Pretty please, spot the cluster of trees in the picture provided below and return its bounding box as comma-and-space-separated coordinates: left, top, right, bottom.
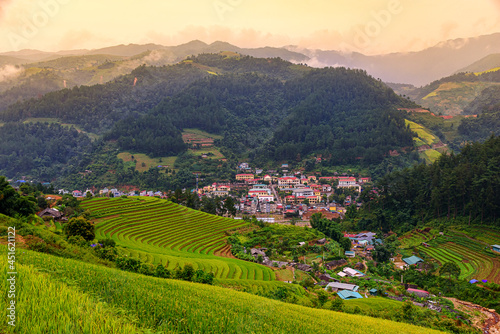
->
366, 135, 500, 230
310, 213, 352, 251
170, 188, 237, 217
260, 68, 416, 165
0, 176, 36, 217
0, 122, 92, 180
459, 104, 500, 142
116, 258, 214, 285
0, 64, 208, 133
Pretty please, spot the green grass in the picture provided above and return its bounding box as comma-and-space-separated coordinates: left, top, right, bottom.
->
9, 249, 443, 334
23, 117, 60, 124
422, 149, 442, 163
342, 297, 402, 313
117, 152, 177, 172
405, 119, 439, 146
412, 228, 500, 283
0, 248, 139, 334
82, 197, 275, 281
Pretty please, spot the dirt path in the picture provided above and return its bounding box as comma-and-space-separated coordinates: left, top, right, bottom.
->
446, 297, 500, 334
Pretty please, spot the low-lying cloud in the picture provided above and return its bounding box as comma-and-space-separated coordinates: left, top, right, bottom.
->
0, 65, 23, 82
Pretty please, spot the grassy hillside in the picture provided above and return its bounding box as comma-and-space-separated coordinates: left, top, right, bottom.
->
420, 81, 500, 116
81, 197, 276, 280
400, 227, 500, 283
1, 247, 443, 334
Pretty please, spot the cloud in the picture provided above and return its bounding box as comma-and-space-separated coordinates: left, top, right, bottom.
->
0, 65, 23, 82
0, 0, 11, 17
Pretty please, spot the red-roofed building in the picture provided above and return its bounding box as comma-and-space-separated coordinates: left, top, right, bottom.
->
278, 176, 300, 188
338, 177, 358, 188
407, 288, 429, 298
358, 177, 371, 184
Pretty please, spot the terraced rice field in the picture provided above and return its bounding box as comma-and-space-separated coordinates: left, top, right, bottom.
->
399, 228, 437, 248
416, 230, 500, 283
81, 197, 275, 281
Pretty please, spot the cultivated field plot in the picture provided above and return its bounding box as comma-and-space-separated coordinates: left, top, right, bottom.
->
399, 228, 438, 248
81, 197, 275, 281
415, 229, 500, 283
11, 248, 440, 334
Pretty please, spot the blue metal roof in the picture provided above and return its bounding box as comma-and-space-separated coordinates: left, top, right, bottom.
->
403, 255, 424, 265
337, 290, 363, 300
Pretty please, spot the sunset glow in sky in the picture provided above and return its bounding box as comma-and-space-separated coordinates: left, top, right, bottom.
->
0, 0, 499, 54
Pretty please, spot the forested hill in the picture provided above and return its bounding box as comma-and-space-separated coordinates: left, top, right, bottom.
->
104, 58, 417, 165
364, 135, 500, 231
261, 68, 414, 164
0, 53, 419, 180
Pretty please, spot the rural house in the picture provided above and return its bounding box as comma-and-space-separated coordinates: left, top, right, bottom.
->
403, 255, 424, 266
337, 290, 363, 300
37, 208, 63, 220
492, 245, 500, 253
324, 282, 359, 292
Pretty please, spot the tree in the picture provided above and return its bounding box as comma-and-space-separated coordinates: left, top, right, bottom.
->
372, 244, 392, 263
0, 176, 36, 217
64, 217, 95, 241
317, 289, 328, 306
37, 196, 48, 210
330, 296, 344, 311
224, 196, 237, 217
439, 262, 460, 279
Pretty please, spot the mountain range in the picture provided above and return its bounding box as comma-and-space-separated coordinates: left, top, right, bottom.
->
1, 32, 500, 86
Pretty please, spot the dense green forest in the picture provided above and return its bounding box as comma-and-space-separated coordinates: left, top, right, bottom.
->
0, 54, 441, 186
261, 68, 415, 164
0, 64, 209, 133
361, 135, 500, 232
0, 122, 92, 180
458, 106, 500, 142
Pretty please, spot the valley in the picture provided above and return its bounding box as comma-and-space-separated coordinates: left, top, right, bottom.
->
0, 30, 499, 334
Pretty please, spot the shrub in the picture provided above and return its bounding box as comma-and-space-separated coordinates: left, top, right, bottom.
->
67, 235, 88, 247
99, 238, 116, 248
64, 217, 95, 241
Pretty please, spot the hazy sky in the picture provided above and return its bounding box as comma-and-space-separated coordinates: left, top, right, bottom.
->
0, 0, 499, 54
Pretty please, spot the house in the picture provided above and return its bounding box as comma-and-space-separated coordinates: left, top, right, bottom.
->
72, 190, 83, 197
358, 177, 371, 184
345, 251, 355, 258
318, 273, 336, 282
325, 259, 347, 270
403, 256, 424, 266
316, 238, 327, 245
37, 208, 62, 220
211, 190, 229, 197
324, 282, 359, 292
407, 288, 429, 298
343, 267, 364, 277
337, 290, 363, 300
278, 176, 300, 188
236, 174, 254, 181
338, 177, 357, 187
296, 263, 312, 272
263, 175, 272, 182
492, 245, 500, 253
250, 248, 266, 257
369, 288, 378, 296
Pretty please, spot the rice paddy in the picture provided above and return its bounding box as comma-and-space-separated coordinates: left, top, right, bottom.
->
81, 197, 276, 281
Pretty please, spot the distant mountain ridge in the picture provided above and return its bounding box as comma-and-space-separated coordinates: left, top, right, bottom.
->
1, 32, 499, 86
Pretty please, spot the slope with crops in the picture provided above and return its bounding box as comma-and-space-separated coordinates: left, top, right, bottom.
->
81, 197, 276, 281
401, 228, 500, 283
1, 247, 444, 334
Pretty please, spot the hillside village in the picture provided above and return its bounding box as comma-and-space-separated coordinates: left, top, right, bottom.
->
26, 161, 371, 224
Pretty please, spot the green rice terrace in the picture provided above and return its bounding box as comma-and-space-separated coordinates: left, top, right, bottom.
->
1, 247, 443, 334
399, 227, 500, 283
81, 197, 276, 281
